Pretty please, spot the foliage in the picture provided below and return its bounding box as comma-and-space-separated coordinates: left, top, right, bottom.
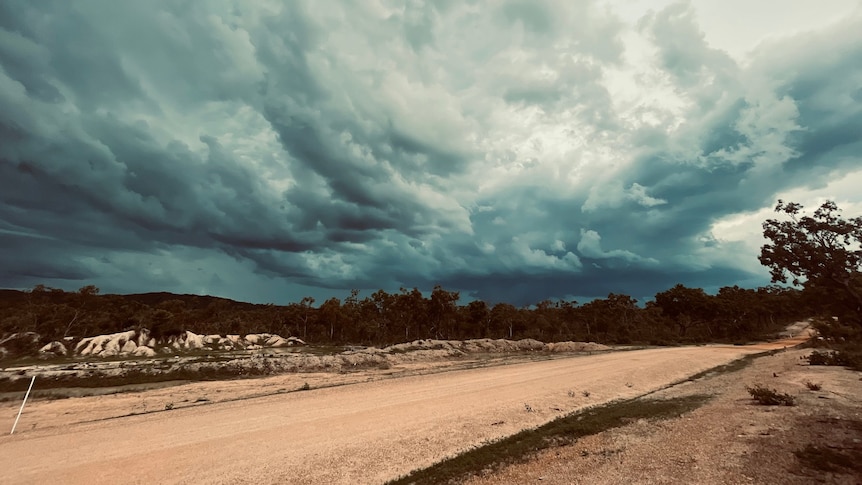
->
0, 279, 809, 351
746, 384, 795, 406
806, 349, 861, 370
760, 200, 862, 332
803, 381, 822, 391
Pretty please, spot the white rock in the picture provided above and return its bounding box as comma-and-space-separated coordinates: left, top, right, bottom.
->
184, 331, 204, 350
133, 346, 156, 357
39, 341, 68, 355
136, 328, 151, 347
120, 340, 138, 354
75, 337, 94, 354
266, 336, 288, 347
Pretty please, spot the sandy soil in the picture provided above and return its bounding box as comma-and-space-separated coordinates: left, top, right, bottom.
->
0, 329, 817, 484
466, 350, 862, 485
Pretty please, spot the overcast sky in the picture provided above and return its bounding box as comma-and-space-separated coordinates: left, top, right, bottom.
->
1, 0, 861, 306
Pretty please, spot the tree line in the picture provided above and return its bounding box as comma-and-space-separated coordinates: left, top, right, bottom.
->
0, 282, 808, 348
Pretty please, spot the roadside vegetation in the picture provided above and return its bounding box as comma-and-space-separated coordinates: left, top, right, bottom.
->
760, 200, 862, 370
745, 384, 795, 406
0, 282, 808, 363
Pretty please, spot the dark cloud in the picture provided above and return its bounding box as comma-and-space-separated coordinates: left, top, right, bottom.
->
0, 1, 860, 306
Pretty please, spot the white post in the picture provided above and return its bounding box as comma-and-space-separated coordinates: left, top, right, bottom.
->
10, 376, 36, 435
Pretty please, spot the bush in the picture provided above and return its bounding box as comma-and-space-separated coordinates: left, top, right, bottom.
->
806, 349, 861, 370
746, 384, 795, 406
804, 381, 822, 391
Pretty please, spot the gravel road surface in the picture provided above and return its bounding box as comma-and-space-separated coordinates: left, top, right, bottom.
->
0, 344, 791, 484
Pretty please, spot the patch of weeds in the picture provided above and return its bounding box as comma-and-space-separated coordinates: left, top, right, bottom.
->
795, 444, 862, 474
567, 390, 576, 398
686, 353, 762, 383
803, 381, 822, 391
164, 402, 174, 410
299, 382, 311, 391
806, 349, 862, 370
746, 384, 795, 406
386, 394, 710, 485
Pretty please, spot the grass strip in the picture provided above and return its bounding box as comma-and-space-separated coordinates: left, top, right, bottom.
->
387, 394, 711, 485
0, 365, 273, 393
683, 351, 765, 383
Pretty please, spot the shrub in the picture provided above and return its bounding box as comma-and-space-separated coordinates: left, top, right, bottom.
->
746, 385, 795, 406
804, 381, 822, 391
806, 348, 862, 370
807, 351, 843, 366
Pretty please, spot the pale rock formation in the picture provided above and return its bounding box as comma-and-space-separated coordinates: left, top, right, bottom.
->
121, 340, 138, 354
132, 346, 157, 357
265, 335, 283, 347
39, 341, 68, 356
183, 331, 205, 350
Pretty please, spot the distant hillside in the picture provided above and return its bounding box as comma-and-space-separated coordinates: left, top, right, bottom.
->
121, 292, 259, 310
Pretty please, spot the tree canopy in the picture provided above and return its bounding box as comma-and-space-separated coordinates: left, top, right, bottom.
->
760, 200, 862, 333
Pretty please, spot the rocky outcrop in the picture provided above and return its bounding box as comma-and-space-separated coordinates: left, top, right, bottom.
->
17, 327, 607, 364
0, 332, 42, 358
39, 341, 68, 356
38, 329, 307, 358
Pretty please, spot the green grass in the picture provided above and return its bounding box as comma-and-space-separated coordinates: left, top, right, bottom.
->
683, 352, 765, 383
386, 394, 711, 485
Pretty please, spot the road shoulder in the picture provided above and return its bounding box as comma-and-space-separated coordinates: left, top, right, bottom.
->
465, 348, 862, 485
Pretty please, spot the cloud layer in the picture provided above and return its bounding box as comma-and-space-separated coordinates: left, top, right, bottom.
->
1, 1, 861, 304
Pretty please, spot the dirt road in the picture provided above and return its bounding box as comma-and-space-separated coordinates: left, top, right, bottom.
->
0, 343, 797, 484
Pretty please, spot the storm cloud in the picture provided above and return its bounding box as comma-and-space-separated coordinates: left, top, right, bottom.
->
1, 0, 861, 305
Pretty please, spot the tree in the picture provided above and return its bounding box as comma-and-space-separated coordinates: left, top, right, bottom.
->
490, 303, 518, 339
654, 284, 714, 337
466, 300, 491, 338
760, 200, 862, 325
298, 297, 316, 340
428, 286, 459, 339
393, 287, 424, 342
319, 297, 343, 341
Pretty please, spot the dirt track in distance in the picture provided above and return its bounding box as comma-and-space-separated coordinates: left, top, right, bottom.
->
0, 337, 807, 484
